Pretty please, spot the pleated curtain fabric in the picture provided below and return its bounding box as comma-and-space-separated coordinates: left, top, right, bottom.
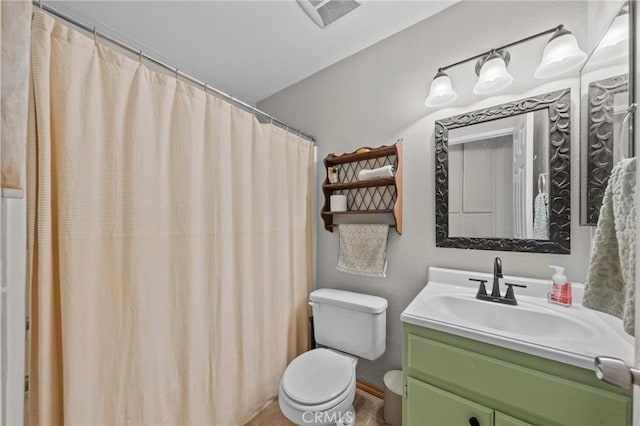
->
27, 11, 313, 426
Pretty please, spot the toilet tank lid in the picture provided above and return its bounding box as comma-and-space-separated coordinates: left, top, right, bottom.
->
309, 289, 388, 314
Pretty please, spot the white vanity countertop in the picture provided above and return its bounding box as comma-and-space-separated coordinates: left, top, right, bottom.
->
401, 267, 634, 371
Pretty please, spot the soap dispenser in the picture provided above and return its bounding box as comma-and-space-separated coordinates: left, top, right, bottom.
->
548, 265, 572, 306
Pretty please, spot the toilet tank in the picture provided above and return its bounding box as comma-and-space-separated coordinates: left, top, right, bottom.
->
309, 289, 387, 360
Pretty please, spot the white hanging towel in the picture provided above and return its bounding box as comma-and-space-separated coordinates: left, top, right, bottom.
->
583, 158, 636, 336
533, 192, 549, 239
337, 224, 389, 277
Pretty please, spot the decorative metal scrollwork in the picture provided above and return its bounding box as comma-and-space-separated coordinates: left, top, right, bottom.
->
434, 88, 571, 254
585, 74, 628, 225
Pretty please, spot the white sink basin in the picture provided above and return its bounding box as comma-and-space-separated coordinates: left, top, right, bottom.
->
433, 293, 597, 339
401, 267, 633, 370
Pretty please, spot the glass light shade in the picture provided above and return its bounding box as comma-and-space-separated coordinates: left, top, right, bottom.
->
425, 72, 457, 107
535, 30, 587, 79
473, 56, 513, 95
590, 12, 629, 65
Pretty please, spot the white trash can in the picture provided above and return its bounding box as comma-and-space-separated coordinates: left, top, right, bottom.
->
383, 370, 403, 426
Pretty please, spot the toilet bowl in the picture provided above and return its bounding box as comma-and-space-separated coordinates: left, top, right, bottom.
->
278, 349, 357, 426
278, 289, 388, 426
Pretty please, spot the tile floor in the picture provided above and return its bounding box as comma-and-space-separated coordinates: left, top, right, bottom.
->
246, 388, 386, 426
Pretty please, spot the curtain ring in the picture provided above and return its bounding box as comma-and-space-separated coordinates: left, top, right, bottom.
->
93, 27, 98, 45
203, 82, 208, 93
138, 50, 143, 65
175, 68, 179, 79
270, 117, 274, 125
39, 0, 43, 9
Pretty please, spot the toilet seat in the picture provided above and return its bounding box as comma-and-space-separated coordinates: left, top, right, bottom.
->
279, 379, 356, 426
281, 348, 356, 408
279, 373, 355, 414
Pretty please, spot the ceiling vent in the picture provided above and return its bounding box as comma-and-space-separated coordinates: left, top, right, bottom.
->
297, 0, 363, 29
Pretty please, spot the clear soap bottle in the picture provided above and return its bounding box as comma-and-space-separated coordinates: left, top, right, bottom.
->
548, 265, 572, 306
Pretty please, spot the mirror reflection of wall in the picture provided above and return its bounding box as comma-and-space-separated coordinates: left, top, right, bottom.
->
448, 110, 550, 240
580, 1, 631, 225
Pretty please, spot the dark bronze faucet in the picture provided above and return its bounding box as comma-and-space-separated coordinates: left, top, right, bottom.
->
491, 257, 503, 298
469, 257, 527, 306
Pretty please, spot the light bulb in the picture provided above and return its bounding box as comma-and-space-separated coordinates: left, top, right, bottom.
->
425, 70, 457, 107
535, 29, 587, 79
473, 53, 513, 95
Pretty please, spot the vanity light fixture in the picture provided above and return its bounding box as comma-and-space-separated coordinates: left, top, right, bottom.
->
589, 8, 629, 66
424, 70, 457, 107
534, 28, 588, 78
425, 24, 587, 107
473, 50, 513, 95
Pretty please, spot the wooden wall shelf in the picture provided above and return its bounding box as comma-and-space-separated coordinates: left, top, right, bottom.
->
324, 177, 396, 191
321, 143, 403, 234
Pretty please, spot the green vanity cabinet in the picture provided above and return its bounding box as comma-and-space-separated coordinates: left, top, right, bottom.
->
494, 412, 534, 426
402, 324, 632, 426
406, 377, 494, 426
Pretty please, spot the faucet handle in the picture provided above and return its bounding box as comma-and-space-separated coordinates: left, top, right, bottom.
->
469, 278, 488, 297
504, 283, 527, 302
505, 283, 527, 288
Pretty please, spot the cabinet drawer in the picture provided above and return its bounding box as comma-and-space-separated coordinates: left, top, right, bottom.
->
406, 377, 493, 426
495, 412, 533, 426
407, 333, 631, 425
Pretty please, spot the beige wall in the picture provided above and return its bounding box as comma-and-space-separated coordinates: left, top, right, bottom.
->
1, 197, 26, 426
259, 1, 592, 387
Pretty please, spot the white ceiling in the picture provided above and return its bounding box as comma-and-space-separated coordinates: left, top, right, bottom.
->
48, 0, 458, 104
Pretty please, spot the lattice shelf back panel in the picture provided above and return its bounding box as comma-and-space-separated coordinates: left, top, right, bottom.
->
335, 155, 398, 211
334, 184, 397, 211
338, 155, 397, 182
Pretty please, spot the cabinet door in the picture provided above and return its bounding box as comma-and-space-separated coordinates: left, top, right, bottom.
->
405, 331, 631, 425
406, 377, 493, 426
495, 412, 533, 426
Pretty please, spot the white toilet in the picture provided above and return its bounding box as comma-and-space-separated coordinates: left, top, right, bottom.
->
279, 289, 388, 426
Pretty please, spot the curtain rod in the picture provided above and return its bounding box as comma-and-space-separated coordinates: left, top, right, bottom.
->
32, 1, 317, 143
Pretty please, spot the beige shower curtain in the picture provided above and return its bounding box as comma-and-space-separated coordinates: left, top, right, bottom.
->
27, 11, 313, 426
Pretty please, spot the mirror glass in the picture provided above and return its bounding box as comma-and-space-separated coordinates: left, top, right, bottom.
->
435, 88, 571, 254
447, 110, 550, 239
580, 2, 630, 225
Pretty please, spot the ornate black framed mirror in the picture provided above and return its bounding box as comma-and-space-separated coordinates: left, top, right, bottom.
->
435, 88, 571, 254
584, 74, 629, 224
580, 0, 633, 226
